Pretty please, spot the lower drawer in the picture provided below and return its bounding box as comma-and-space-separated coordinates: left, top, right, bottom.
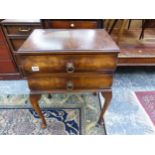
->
0, 60, 17, 73
28, 74, 113, 91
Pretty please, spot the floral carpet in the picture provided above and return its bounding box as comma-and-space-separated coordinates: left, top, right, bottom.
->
0, 93, 105, 135
0, 108, 82, 135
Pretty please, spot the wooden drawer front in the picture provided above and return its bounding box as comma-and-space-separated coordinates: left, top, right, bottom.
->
9, 38, 26, 51
0, 60, 17, 73
5, 25, 41, 35
21, 54, 117, 75
49, 21, 98, 29
28, 74, 113, 91
0, 42, 11, 59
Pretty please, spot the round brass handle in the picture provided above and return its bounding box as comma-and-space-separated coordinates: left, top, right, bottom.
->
66, 81, 74, 91
66, 62, 75, 73
70, 23, 75, 28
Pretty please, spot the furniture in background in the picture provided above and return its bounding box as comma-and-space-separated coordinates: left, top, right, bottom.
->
108, 19, 155, 40
42, 19, 103, 29
1, 20, 41, 52
108, 19, 130, 43
1, 19, 42, 79
1, 19, 103, 79
16, 29, 119, 128
105, 19, 155, 66
110, 19, 155, 40
0, 25, 19, 80
139, 19, 155, 39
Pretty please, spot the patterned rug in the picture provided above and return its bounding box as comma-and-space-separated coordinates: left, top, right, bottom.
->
0, 93, 105, 135
135, 91, 155, 128
1, 67, 155, 134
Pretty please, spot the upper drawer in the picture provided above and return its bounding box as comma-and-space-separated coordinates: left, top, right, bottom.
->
19, 54, 118, 75
5, 25, 41, 35
47, 20, 98, 29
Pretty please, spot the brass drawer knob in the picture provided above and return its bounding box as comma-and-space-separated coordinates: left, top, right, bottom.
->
66, 62, 75, 73
66, 81, 74, 91
70, 23, 75, 28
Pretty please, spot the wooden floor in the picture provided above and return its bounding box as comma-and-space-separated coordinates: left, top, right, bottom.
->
111, 28, 155, 66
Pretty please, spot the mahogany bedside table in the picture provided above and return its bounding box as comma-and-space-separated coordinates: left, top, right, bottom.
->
16, 29, 119, 129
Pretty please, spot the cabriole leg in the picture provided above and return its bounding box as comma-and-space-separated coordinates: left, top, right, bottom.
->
98, 91, 112, 125
30, 94, 47, 129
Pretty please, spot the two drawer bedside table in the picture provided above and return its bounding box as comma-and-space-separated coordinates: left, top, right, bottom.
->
16, 29, 119, 129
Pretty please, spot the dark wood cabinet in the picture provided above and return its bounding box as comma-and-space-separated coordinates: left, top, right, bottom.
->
0, 60, 17, 73
1, 19, 42, 53
1, 19, 42, 79
0, 25, 20, 80
0, 40, 10, 59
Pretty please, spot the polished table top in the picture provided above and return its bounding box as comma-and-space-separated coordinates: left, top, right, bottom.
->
18, 29, 119, 54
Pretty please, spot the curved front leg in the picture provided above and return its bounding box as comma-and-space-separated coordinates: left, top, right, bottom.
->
30, 94, 47, 129
98, 91, 112, 125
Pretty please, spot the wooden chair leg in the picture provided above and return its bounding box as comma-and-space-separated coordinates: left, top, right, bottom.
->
109, 19, 118, 34
30, 94, 47, 129
106, 19, 111, 30
106, 19, 113, 31
128, 19, 132, 30
98, 91, 112, 125
117, 19, 128, 44
139, 20, 146, 40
